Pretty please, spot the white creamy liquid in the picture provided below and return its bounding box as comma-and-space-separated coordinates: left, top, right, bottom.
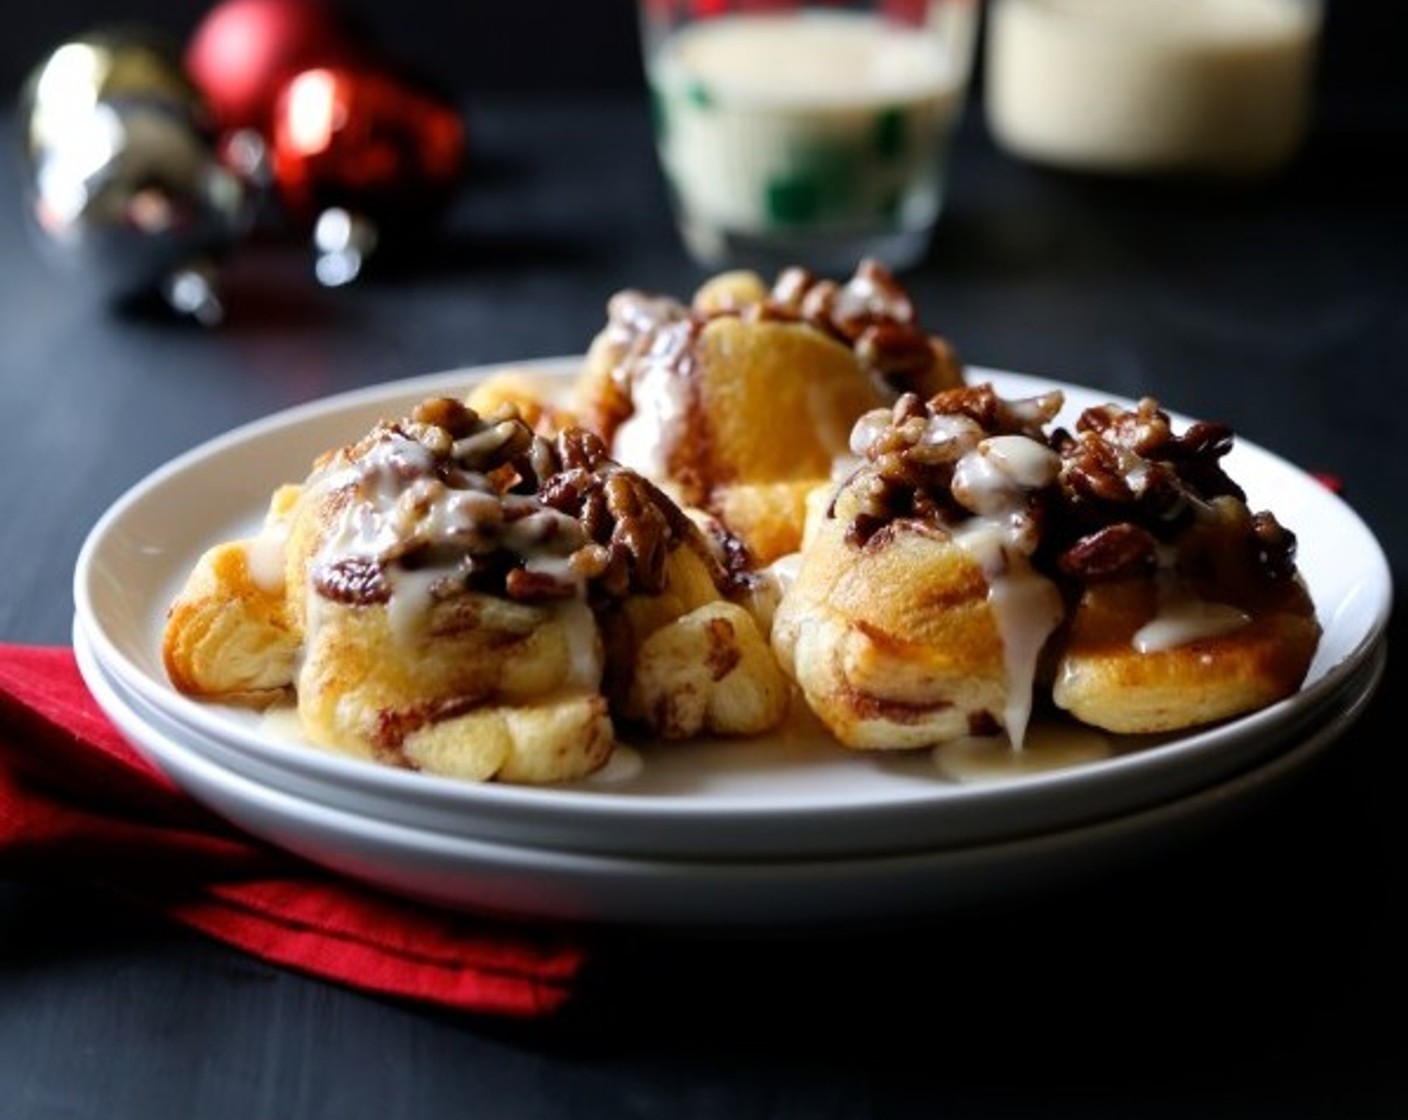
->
241, 521, 289, 595
948, 432, 1065, 750
933, 721, 1113, 782
985, 0, 1321, 176
649, 11, 968, 238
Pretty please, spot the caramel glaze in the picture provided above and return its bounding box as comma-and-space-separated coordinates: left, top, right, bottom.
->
815, 384, 1310, 744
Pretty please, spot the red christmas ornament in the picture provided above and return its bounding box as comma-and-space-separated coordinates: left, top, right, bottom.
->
270, 64, 466, 225
185, 0, 364, 133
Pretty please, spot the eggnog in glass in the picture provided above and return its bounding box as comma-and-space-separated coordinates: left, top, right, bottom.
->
640, 0, 978, 271
985, 0, 1323, 177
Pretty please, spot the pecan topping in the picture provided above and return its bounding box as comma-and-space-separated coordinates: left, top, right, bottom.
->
1250, 510, 1299, 581
309, 400, 724, 610
598, 260, 961, 425
843, 385, 1063, 547
314, 556, 391, 605
836, 386, 1299, 587
1047, 397, 1294, 583
539, 428, 703, 601
1056, 523, 1159, 581
767, 259, 955, 397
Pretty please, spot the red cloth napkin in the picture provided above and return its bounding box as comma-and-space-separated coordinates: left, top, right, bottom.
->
0, 644, 589, 1018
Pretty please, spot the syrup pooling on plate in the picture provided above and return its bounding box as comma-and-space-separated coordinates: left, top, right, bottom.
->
932, 722, 1114, 782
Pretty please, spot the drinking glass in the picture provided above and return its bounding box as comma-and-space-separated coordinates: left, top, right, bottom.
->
639, 0, 980, 272
984, 0, 1323, 178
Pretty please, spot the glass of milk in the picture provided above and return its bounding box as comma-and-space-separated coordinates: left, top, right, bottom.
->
984, 0, 1324, 178
639, 0, 979, 272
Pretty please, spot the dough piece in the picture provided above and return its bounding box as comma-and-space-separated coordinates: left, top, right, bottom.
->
164, 397, 788, 783
772, 517, 1010, 750
1044, 399, 1322, 733
162, 485, 301, 703
773, 385, 1065, 749
463, 366, 576, 437
161, 541, 297, 703
575, 258, 964, 566
1052, 497, 1321, 733
774, 385, 1323, 749
293, 586, 610, 780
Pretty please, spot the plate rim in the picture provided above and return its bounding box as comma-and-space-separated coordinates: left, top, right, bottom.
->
75, 612, 1386, 859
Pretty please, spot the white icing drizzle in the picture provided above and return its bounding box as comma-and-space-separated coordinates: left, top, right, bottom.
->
384, 565, 446, 642
850, 406, 981, 460
953, 521, 1065, 749
1132, 543, 1251, 653
932, 721, 1113, 782
504, 507, 586, 587
949, 434, 1064, 749
918, 412, 984, 453
451, 419, 524, 462
555, 598, 604, 690
242, 520, 289, 594
766, 551, 803, 597
846, 407, 1068, 749
848, 410, 891, 456
256, 701, 304, 743
303, 425, 591, 645
968, 434, 1065, 491
1134, 599, 1250, 652
582, 743, 644, 784
611, 322, 695, 479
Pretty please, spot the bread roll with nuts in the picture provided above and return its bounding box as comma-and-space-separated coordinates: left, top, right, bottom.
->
1047, 403, 1322, 733
773, 386, 1322, 749
163, 399, 789, 783
774, 385, 1067, 749
575, 258, 964, 567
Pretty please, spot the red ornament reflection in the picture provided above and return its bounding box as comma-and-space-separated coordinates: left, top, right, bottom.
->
185, 0, 364, 133
270, 65, 466, 226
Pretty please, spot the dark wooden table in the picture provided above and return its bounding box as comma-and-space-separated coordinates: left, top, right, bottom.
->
3, 95, 1405, 1117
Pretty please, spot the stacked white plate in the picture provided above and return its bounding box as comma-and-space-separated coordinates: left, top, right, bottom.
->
73, 360, 1392, 929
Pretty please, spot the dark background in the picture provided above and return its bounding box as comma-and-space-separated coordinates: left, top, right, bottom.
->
4, 1, 647, 97
2, 0, 1406, 113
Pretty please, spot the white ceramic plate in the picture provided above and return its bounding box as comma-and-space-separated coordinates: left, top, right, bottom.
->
72, 606, 1377, 852
73, 359, 1393, 860
75, 617, 1387, 929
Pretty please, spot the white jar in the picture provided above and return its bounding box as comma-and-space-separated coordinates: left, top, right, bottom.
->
984, 0, 1323, 177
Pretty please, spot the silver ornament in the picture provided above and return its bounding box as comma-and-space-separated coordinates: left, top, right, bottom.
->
18, 29, 251, 324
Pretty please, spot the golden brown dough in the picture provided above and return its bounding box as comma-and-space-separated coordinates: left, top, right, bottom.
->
1052, 497, 1322, 733
574, 258, 964, 566
773, 385, 1066, 749
161, 541, 298, 703
163, 270, 1323, 775
162, 485, 302, 703
772, 517, 1012, 750
463, 366, 577, 438
1043, 400, 1322, 734
772, 385, 1322, 749
163, 398, 789, 783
